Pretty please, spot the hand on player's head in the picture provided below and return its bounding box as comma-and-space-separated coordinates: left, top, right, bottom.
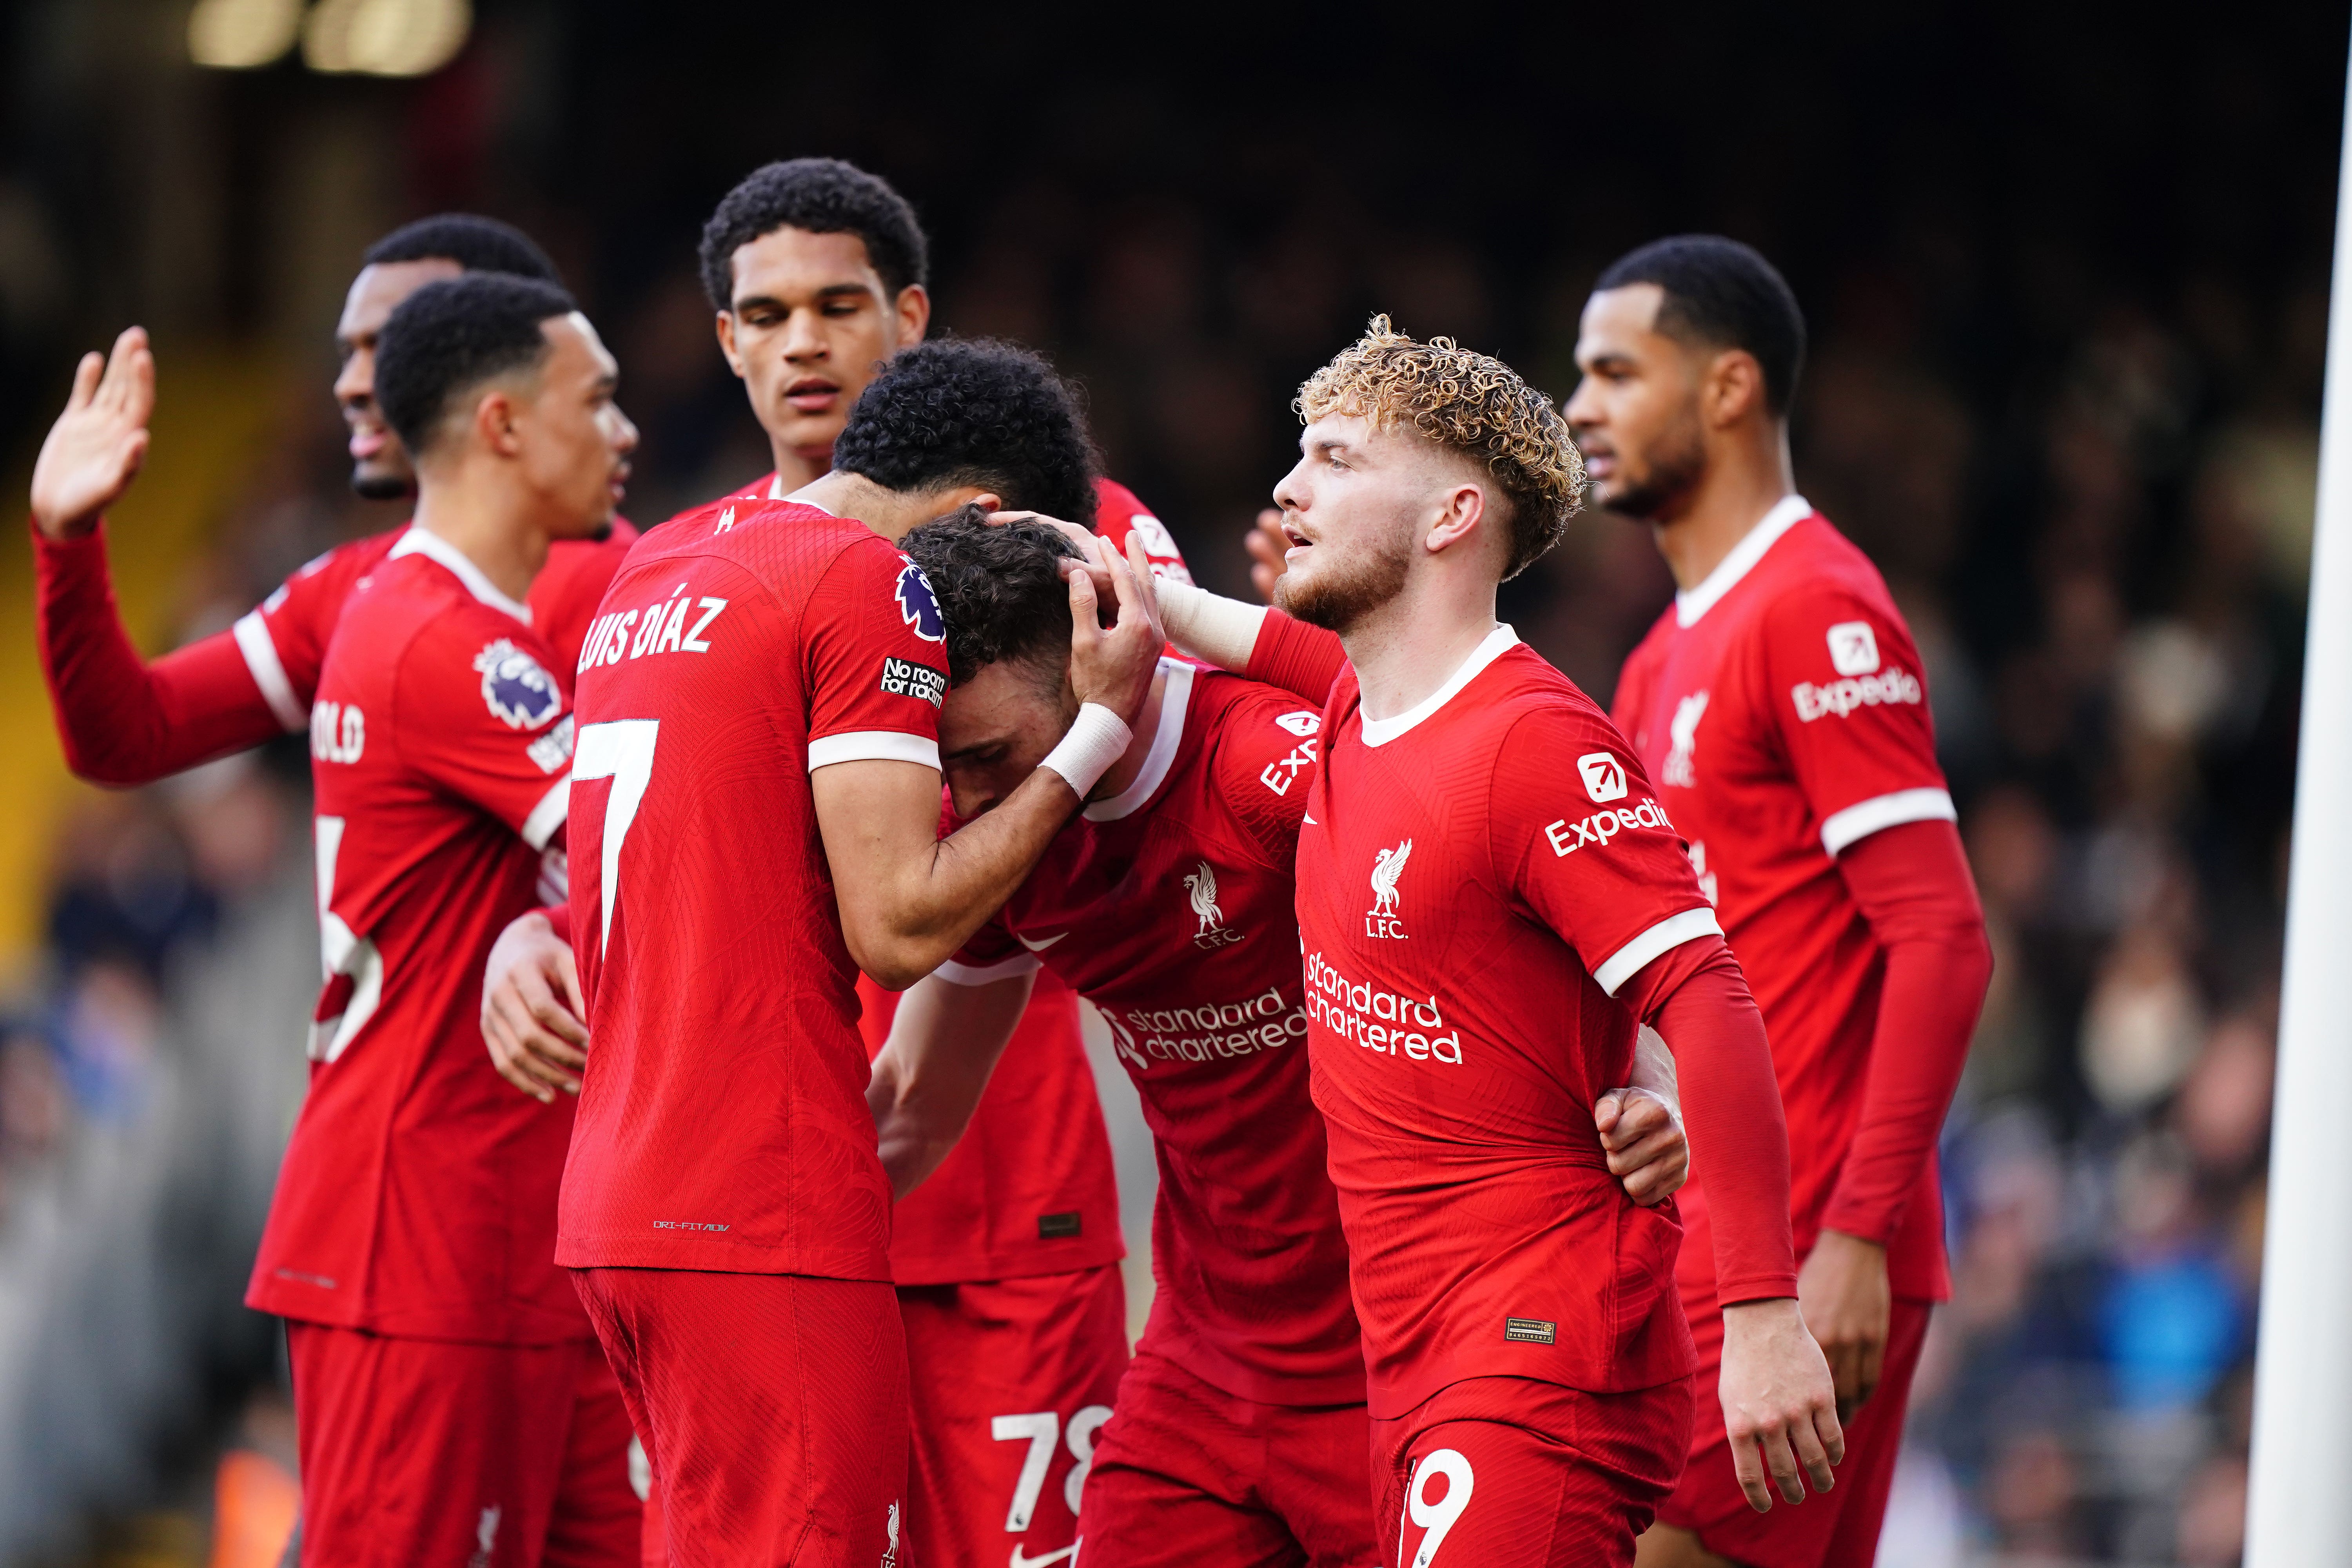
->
32, 326, 155, 541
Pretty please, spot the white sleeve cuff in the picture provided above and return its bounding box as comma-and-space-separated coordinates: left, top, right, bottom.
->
807, 730, 942, 773
1593, 907, 1723, 996
521, 774, 571, 850
1820, 787, 1956, 856
232, 610, 306, 732
933, 952, 1042, 985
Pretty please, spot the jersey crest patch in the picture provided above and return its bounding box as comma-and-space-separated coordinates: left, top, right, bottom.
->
1367, 839, 1412, 939
895, 560, 945, 642
474, 639, 563, 730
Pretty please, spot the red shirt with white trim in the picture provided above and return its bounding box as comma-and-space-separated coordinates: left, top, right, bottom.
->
943, 662, 1361, 1405
556, 497, 952, 1279
1298, 629, 1740, 1417
247, 530, 582, 1342
33, 520, 635, 785
841, 475, 1175, 1287
1612, 498, 1955, 1301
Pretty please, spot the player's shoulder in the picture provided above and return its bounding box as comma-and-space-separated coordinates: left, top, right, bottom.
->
633, 494, 876, 582
1482, 648, 1636, 759
268, 524, 402, 610
1199, 669, 1325, 753
1761, 515, 1904, 620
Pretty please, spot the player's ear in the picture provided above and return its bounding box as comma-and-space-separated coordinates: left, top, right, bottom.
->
713, 312, 747, 379
1704, 349, 1767, 430
894, 284, 931, 347
475, 388, 524, 457
1423, 484, 1486, 556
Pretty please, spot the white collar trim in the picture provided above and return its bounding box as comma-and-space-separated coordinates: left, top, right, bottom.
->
768, 473, 789, 501
1085, 659, 1194, 821
1361, 624, 1518, 747
1674, 494, 1812, 627
389, 527, 532, 624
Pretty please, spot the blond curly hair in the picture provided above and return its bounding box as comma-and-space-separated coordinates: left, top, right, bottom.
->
1296, 316, 1584, 579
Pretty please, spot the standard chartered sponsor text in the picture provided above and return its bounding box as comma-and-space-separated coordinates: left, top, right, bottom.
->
1099, 985, 1307, 1069
1303, 950, 1463, 1065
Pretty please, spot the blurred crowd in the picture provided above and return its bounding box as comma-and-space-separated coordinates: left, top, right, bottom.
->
0, 3, 2341, 1562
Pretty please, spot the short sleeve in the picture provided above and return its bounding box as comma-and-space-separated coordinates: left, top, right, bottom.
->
393, 620, 575, 850
1091, 478, 1194, 585
801, 537, 951, 773
233, 536, 388, 732
1212, 688, 1323, 864
1492, 705, 1719, 996
935, 911, 1039, 987
1761, 585, 1953, 855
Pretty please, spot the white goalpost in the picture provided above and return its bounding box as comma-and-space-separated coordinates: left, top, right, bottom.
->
2245, 38, 2352, 1568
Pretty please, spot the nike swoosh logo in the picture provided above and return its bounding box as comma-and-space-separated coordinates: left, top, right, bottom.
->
1303, 813, 1318, 825
1009, 1546, 1078, 1568
1017, 932, 1068, 951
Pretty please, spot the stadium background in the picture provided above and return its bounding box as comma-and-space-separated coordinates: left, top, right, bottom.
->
0, 2, 2343, 1563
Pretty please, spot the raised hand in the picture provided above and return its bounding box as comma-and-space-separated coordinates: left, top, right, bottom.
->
1064, 534, 1161, 725
1244, 506, 1289, 602
31, 327, 156, 541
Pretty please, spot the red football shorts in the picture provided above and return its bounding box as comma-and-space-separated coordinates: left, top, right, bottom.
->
895, 1263, 1128, 1568
285, 1322, 639, 1568
1655, 1294, 1931, 1568
1371, 1376, 1690, 1568
1077, 1346, 1378, 1567
572, 1268, 907, 1568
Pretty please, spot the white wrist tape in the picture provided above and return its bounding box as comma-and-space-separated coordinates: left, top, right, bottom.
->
1040, 703, 1133, 798
1156, 579, 1267, 671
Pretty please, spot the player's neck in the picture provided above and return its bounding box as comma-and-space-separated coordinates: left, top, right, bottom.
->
410, 481, 552, 603
1648, 426, 1797, 592
1341, 570, 1501, 726
767, 437, 830, 497
1089, 663, 1169, 802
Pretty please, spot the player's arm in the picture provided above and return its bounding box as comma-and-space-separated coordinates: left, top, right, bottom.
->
867, 966, 1034, 1198
1762, 588, 1993, 1413
1497, 712, 1836, 1512
29, 327, 292, 784
815, 544, 1161, 989
1804, 819, 1989, 1409
481, 905, 588, 1103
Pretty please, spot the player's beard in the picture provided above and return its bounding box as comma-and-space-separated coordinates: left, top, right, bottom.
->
1274, 524, 1413, 635
1599, 411, 1707, 523
350, 467, 415, 503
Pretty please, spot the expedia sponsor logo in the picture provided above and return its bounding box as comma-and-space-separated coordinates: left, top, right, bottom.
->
1545, 796, 1674, 857
1303, 949, 1463, 1065
1791, 667, 1922, 723
1577, 751, 1627, 802
879, 656, 947, 708
1096, 986, 1304, 1074
1828, 621, 1880, 675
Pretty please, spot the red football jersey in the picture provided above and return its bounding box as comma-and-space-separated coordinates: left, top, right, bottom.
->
557, 497, 952, 1279
848, 475, 1180, 1287
1612, 499, 1956, 1301
232, 523, 637, 734
943, 662, 1361, 1405
857, 971, 1123, 1285
247, 529, 581, 1341
34, 520, 634, 786
1297, 629, 1732, 1417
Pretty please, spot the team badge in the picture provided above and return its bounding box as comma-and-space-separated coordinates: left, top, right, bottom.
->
474, 639, 563, 730
1663, 691, 1709, 788
895, 559, 945, 642
1366, 839, 1412, 939
1184, 860, 1245, 949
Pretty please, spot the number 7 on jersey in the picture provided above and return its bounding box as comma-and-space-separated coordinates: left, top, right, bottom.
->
573, 719, 660, 958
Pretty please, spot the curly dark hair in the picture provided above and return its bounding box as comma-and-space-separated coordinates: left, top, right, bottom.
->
363, 214, 562, 284
833, 339, 1097, 523
1594, 235, 1807, 413
698, 158, 928, 310
898, 507, 1083, 688
376, 275, 580, 457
